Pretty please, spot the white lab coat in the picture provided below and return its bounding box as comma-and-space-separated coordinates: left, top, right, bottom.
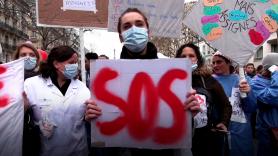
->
24, 75, 90, 156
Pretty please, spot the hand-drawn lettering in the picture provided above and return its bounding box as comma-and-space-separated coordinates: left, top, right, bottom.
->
204, 6, 222, 16
229, 10, 248, 21
92, 67, 188, 144
203, 0, 223, 6
234, 0, 256, 15
127, 72, 159, 140
93, 68, 128, 135
0, 66, 9, 108
206, 27, 223, 41
154, 69, 187, 144
201, 15, 220, 25
248, 29, 264, 45
256, 20, 270, 40
202, 23, 219, 35
262, 14, 278, 32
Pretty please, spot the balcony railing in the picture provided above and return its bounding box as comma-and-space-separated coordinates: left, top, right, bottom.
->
0, 20, 29, 39
1, 42, 17, 52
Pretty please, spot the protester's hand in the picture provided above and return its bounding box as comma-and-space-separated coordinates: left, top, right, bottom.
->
22, 92, 29, 112
268, 65, 278, 73
184, 89, 201, 117
211, 123, 228, 133
84, 99, 102, 121
239, 80, 250, 93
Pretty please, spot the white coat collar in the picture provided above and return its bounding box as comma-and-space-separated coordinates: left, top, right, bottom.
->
45, 77, 79, 97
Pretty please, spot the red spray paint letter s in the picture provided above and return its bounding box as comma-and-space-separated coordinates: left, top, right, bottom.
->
0, 66, 9, 108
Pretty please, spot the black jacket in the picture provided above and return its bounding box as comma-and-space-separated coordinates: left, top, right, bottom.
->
120, 42, 158, 59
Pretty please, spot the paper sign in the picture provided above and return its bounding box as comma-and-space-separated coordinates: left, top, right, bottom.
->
62, 0, 97, 12
262, 14, 278, 32
194, 94, 208, 128
229, 88, 247, 123
184, 0, 277, 66
206, 27, 223, 41
37, 0, 108, 28
271, 4, 278, 13
90, 59, 192, 149
203, 0, 223, 6
108, 0, 184, 38
256, 20, 271, 40
0, 59, 24, 156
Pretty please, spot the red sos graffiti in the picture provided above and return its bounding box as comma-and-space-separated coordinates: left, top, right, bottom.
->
0, 66, 9, 108
92, 67, 188, 145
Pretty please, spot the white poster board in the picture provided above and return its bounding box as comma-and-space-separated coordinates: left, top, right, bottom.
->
184, 0, 277, 66
90, 59, 192, 149
108, 0, 184, 38
0, 59, 24, 156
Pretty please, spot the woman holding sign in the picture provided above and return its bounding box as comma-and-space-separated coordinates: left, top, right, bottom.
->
14, 42, 42, 156
85, 8, 201, 156
176, 43, 232, 156
212, 52, 256, 156
24, 46, 101, 156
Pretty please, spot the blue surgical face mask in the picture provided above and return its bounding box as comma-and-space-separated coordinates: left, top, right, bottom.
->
24, 57, 37, 70
122, 26, 148, 53
192, 63, 198, 71
63, 63, 78, 79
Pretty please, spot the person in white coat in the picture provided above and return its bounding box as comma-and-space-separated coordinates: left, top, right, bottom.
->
24, 46, 101, 156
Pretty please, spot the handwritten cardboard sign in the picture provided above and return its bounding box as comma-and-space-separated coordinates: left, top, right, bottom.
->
37, 0, 108, 28
90, 59, 192, 149
184, 0, 277, 66
0, 59, 24, 156
108, 0, 184, 38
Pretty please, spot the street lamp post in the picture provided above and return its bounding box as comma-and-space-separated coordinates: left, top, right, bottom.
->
79, 29, 86, 83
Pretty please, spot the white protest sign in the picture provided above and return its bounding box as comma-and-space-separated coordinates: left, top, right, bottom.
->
90, 59, 192, 149
0, 59, 24, 156
108, 0, 184, 38
184, 0, 277, 66
62, 0, 97, 12
229, 87, 247, 123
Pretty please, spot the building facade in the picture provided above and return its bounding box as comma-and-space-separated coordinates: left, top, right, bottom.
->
0, 0, 79, 63
0, 0, 29, 62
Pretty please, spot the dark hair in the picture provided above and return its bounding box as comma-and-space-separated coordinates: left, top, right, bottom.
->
175, 43, 204, 67
117, 8, 149, 34
14, 43, 40, 67
85, 53, 98, 60
246, 63, 254, 68
99, 54, 109, 59
40, 46, 77, 78
256, 65, 263, 74
213, 55, 235, 74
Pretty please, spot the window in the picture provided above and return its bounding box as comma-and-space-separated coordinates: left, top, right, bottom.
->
254, 46, 263, 60
271, 44, 277, 53
5, 35, 8, 44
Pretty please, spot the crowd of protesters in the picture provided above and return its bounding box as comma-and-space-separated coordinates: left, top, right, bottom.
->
1, 7, 277, 156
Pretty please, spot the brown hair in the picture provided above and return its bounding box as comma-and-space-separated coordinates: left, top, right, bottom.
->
117, 8, 149, 34
14, 43, 40, 67
39, 46, 78, 79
